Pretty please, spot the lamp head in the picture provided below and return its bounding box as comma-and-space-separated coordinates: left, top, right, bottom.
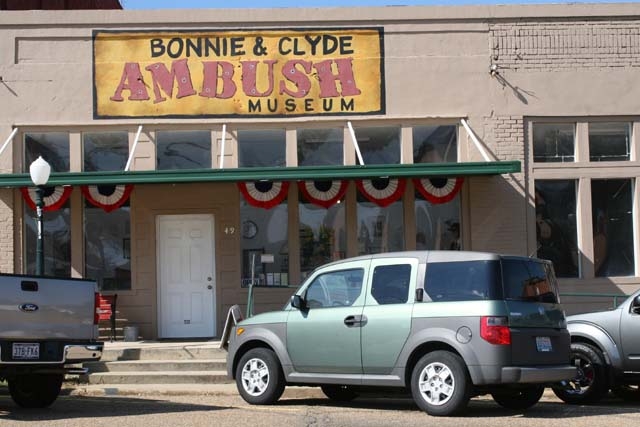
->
29, 156, 51, 186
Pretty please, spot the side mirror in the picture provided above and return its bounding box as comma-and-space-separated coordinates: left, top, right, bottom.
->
632, 295, 640, 314
291, 295, 306, 310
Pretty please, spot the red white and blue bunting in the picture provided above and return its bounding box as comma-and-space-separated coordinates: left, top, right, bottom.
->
356, 178, 406, 207
81, 184, 134, 212
238, 181, 290, 209
298, 180, 348, 209
413, 177, 464, 204
20, 186, 73, 212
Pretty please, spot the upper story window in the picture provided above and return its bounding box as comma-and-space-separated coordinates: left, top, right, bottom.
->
83, 132, 128, 171
354, 126, 400, 165
589, 122, 631, 162
297, 128, 343, 166
157, 130, 211, 170
238, 129, 285, 167
532, 123, 575, 163
24, 132, 70, 172
413, 125, 457, 163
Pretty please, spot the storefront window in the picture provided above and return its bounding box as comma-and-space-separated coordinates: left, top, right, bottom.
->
413, 125, 457, 163
238, 129, 285, 167
589, 122, 631, 162
240, 200, 288, 286
156, 130, 211, 170
299, 198, 346, 278
535, 180, 579, 277
532, 123, 575, 163
24, 132, 70, 172
592, 179, 634, 277
297, 128, 343, 166
84, 201, 131, 291
356, 195, 404, 255
83, 132, 128, 171
415, 193, 461, 250
24, 202, 71, 276
354, 126, 400, 165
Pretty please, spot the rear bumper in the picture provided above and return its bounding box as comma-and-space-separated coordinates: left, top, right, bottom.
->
0, 342, 103, 366
501, 365, 577, 384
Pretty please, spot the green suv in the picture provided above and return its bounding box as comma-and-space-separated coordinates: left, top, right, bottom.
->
223, 251, 575, 416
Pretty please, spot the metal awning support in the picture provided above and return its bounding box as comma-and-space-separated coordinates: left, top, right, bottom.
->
0, 127, 18, 159
219, 124, 227, 169
347, 121, 365, 165
124, 125, 143, 172
460, 118, 492, 162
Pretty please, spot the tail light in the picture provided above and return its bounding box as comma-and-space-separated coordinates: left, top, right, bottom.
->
94, 292, 101, 325
480, 316, 511, 345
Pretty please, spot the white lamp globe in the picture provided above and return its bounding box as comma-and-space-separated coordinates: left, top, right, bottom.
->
29, 156, 51, 186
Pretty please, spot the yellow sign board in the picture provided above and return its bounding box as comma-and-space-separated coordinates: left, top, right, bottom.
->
93, 28, 385, 119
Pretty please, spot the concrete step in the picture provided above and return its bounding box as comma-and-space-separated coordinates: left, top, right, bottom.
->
100, 345, 226, 362
86, 359, 227, 373
85, 370, 230, 385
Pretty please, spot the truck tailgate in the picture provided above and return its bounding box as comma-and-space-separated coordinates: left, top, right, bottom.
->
0, 275, 97, 340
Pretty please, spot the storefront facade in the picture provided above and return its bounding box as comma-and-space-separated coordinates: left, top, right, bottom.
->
1, 4, 640, 339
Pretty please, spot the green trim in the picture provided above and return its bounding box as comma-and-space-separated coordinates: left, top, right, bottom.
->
0, 161, 520, 188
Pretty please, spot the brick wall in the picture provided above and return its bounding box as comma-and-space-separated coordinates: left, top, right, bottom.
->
491, 21, 640, 71
0, 189, 14, 273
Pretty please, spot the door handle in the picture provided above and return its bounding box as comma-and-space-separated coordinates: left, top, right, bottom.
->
344, 315, 367, 327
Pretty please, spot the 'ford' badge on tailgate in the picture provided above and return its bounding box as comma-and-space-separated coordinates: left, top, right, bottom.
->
19, 303, 39, 312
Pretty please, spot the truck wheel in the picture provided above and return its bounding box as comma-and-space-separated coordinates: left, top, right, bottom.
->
321, 385, 358, 402
235, 348, 285, 405
612, 385, 640, 402
410, 351, 471, 416
491, 385, 544, 410
8, 373, 63, 408
552, 342, 609, 405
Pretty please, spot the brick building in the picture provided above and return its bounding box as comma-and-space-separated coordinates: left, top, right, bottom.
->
1, 3, 639, 339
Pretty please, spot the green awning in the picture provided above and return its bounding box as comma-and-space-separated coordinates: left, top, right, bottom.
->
0, 161, 520, 188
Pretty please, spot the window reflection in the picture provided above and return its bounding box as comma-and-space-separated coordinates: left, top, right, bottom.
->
83, 132, 128, 171
238, 129, 285, 167
354, 126, 400, 165
357, 194, 404, 255
589, 122, 630, 162
413, 126, 457, 163
156, 130, 211, 170
297, 128, 343, 166
532, 123, 575, 163
24, 202, 71, 276
415, 191, 461, 250
24, 132, 70, 172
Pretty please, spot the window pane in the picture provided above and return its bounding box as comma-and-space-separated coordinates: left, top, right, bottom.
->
24, 202, 71, 276
354, 127, 400, 165
238, 129, 285, 167
156, 130, 211, 170
592, 179, 634, 277
371, 264, 411, 305
535, 180, 579, 277
415, 191, 461, 250
241, 200, 288, 286
84, 202, 131, 291
413, 125, 457, 163
83, 132, 129, 172
304, 269, 363, 308
357, 195, 404, 254
24, 132, 70, 172
532, 123, 574, 163
424, 260, 499, 302
297, 128, 343, 166
502, 259, 559, 303
299, 198, 346, 278
589, 122, 631, 162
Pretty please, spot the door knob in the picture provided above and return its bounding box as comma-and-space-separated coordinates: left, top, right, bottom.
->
207, 285, 213, 290
207, 277, 212, 281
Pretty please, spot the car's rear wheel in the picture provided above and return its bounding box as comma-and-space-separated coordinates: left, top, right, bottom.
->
235, 348, 285, 405
552, 342, 609, 405
8, 373, 63, 408
321, 385, 358, 402
410, 351, 471, 416
491, 385, 544, 410
612, 384, 640, 402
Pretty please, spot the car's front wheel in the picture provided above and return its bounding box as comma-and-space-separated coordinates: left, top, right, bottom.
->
235, 348, 285, 405
491, 385, 544, 410
552, 342, 609, 405
8, 373, 63, 408
410, 351, 471, 416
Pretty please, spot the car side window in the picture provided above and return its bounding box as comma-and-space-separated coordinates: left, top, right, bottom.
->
424, 261, 498, 302
304, 268, 364, 308
371, 264, 411, 305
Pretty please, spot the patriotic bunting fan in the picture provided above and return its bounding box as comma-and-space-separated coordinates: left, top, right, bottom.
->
413, 177, 464, 204
20, 186, 73, 212
298, 180, 348, 208
81, 184, 134, 212
356, 178, 406, 207
238, 181, 290, 209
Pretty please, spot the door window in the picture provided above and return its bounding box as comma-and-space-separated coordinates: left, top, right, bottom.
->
304, 269, 364, 308
370, 264, 411, 305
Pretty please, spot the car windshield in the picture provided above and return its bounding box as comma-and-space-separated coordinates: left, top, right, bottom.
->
501, 258, 559, 303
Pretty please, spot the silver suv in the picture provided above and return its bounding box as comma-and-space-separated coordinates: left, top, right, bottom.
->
223, 251, 576, 416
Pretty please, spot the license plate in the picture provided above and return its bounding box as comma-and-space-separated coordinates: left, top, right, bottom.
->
536, 336, 552, 352
12, 343, 40, 360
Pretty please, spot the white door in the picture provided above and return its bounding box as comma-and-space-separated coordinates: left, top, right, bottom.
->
157, 214, 215, 338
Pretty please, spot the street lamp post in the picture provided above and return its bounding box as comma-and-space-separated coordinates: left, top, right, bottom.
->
29, 156, 51, 276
